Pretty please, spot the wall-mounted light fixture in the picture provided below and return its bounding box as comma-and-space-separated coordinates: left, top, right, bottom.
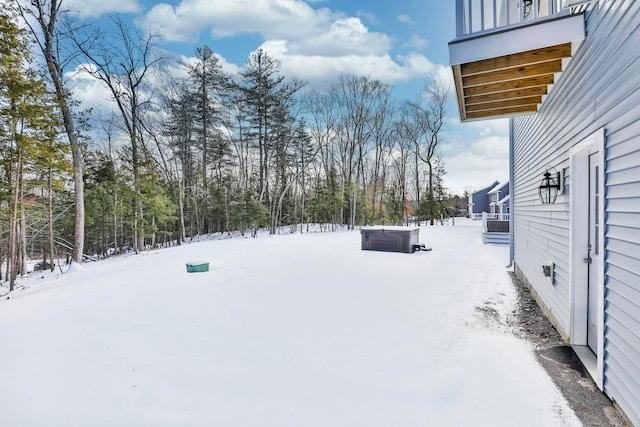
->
522, 0, 533, 18
538, 168, 560, 204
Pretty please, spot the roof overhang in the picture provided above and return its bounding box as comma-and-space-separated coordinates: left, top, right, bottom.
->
449, 12, 585, 122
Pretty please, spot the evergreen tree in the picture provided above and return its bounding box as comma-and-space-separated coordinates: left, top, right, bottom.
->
183, 46, 233, 233
0, 7, 61, 288
238, 49, 305, 234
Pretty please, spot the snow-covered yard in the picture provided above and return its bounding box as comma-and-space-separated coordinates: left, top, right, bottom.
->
0, 219, 580, 426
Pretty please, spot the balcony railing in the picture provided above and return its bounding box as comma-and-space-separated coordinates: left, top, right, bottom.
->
456, 0, 564, 37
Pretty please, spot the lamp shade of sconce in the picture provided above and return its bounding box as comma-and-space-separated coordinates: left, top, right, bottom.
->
522, 0, 533, 18
538, 169, 561, 204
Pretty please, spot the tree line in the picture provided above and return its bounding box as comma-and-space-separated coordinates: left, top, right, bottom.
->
1, 0, 459, 289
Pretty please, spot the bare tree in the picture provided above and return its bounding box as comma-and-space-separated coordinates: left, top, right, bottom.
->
399, 76, 450, 224
73, 14, 163, 252
418, 78, 450, 211
19, 0, 86, 263
392, 108, 415, 225
367, 89, 395, 224
304, 89, 342, 227
418, 76, 450, 224
159, 75, 198, 242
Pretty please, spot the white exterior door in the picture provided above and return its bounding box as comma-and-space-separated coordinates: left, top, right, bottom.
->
587, 153, 601, 354
570, 128, 605, 388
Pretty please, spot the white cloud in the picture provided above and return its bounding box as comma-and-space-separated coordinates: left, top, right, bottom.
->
291, 17, 392, 56
403, 35, 429, 50
356, 10, 378, 25
257, 40, 443, 91
441, 119, 510, 195
397, 14, 415, 24
140, 0, 334, 42
476, 119, 510, 139
444, 155, 508, 195
140, 1, 422, 73
67, 0, 141, 18
136, 0, 449, 98
66, 65, 117, 116
141, 1, 394, 60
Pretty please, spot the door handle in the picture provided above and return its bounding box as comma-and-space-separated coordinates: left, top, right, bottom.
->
583, 257, 592, 264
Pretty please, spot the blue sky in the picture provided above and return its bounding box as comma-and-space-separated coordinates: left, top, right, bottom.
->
66, 0, 509, 195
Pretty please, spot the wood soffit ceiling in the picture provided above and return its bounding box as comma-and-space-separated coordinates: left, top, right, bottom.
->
453, 43, 573, 121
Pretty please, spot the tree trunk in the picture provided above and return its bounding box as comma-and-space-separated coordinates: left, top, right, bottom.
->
20, 203, 28, 276
48, 166, 55, 271
71, 133, 85, 262
179, 177, 186, 244
0, 221, 3, 281
23, 0, 86, 263
8, 151, 23, 291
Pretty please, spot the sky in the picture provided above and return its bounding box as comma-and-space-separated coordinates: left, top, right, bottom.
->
62, 0, 510, 196
0, 219, 579, 426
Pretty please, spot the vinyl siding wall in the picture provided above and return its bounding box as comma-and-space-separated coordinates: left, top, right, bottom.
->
512, 1, 640, 424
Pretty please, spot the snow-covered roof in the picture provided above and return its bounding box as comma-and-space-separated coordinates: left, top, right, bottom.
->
472, 180, 500, 196
488, 181, 509, 195
497, 194, 510, 205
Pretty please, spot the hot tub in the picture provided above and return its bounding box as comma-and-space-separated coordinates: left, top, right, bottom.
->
360, 226, 420, 253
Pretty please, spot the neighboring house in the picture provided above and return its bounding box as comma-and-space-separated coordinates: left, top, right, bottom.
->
470, 181, 511, 244
496, 193, 510, 215
487, 181, 510, 216
468, 180, 499, 219
450, 1, 640, 424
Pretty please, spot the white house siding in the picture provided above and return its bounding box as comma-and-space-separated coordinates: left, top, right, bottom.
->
512, 114, 573, 336
512, 1, 640, 424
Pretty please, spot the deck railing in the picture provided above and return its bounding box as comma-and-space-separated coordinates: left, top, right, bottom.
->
484, 212, 510, 221
472, 212, 510, 221
481, 212, 510, 234
456, 0, 564, 37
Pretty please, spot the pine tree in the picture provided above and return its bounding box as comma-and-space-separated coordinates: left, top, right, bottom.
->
183, 46, 233, 234
239, 49, 305, 233
0, 7, 61, 288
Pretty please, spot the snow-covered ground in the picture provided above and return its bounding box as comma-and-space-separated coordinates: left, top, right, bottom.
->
0, 219, 581, 426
